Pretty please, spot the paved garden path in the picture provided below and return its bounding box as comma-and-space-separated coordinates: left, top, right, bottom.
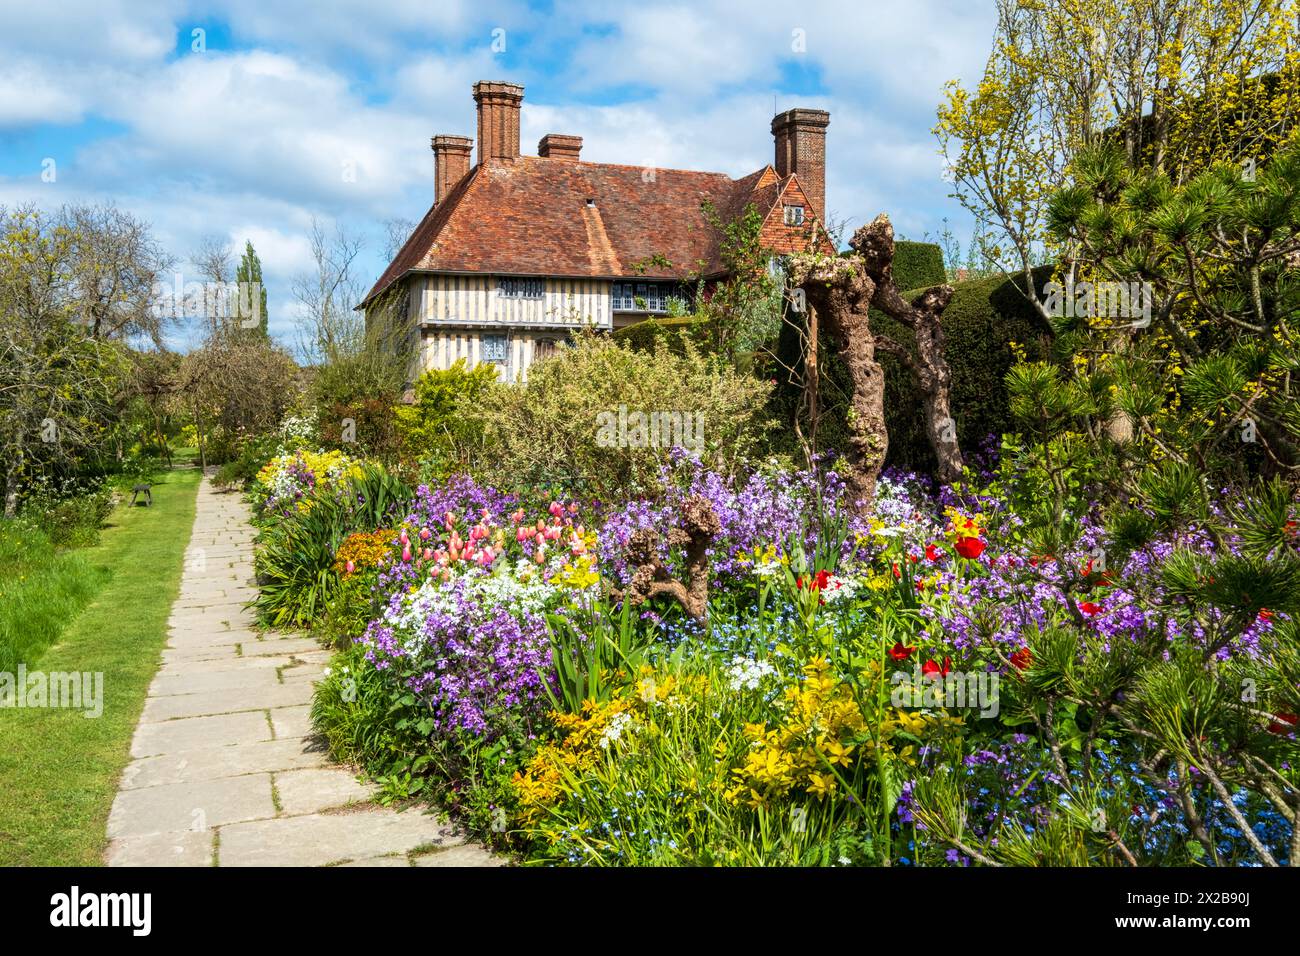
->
106, 472, 501, 867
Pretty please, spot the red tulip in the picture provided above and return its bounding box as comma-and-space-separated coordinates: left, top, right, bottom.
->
1267, 712, 1297, 735
1079, 601, 1102, 616
1258, 608, 1274, 622
922, 657, 952, 679
955, 537, 985, 560
925, 543, 940, 562
888, 642, 915, 662
1010, 647, 1032, 671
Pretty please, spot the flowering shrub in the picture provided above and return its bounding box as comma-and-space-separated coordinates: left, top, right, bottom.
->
251, 449, 362, 518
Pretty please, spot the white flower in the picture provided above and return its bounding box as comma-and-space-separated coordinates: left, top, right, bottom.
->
598, 712, 634, 749
819, 575, 859, 603
725, 656, 777, 692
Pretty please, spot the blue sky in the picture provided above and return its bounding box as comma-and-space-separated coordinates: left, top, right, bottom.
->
0, 0, 997, 349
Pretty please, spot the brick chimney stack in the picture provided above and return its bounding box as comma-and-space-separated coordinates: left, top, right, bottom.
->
473, 81, 524, 166
772, 108, 830, 221
538, 134, 582, 162
431, 134, 473, 204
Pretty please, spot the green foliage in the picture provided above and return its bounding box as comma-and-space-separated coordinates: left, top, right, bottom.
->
253, 464, 411, 627
311, 643, 428, 797
393, 358, 498, 480
0, 521, 106, 673
695, 201, 785, 361
19, 478, 116, 548
890, 241, 948, 292
235, 240, 269, 341
320, 574, 379, 650
1041, 137, 1300, 485
212, 432, 284, 490
477, 330, 774, 498
612, 315, 717, 355
542, 597, 652, 713
775, 254, 1053, 469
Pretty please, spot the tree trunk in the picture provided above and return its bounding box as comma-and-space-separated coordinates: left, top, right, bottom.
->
4, 445, 23, 519
826, 305, 888, 507
194, 404, 208, 471
914, 297, 964, 484
854, 216, 964, 484
805, 302, 821, 449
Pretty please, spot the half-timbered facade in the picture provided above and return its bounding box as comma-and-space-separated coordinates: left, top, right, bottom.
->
360, 80, 835, 387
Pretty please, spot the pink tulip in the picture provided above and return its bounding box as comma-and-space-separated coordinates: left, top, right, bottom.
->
423, 548, 433, 561
401, 546, 412, 563
419, 527, 431, 541
536, 519, 546, 533
399, 529, 409, 545
345, 560, 356, 574
549, 501, 564, 518
516, 527, 530, 542
534, 550, 545, 565
510, 508, 525, 524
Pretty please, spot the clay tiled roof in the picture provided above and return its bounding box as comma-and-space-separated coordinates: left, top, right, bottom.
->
361, 158, 817, 306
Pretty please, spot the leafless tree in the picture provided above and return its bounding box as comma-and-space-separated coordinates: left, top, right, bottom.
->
57, 202, 175, 346
292, 217, 365, 364
382, 217, 416, 261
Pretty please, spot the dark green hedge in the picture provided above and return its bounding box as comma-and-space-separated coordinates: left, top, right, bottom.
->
773, 255, 1055, 472
889, 241, 947, 295
876, 266, 1055, 470
613, 315, 714, 354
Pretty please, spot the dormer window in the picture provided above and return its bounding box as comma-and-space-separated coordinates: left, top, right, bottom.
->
497, 277, 544, 299
783, 204, 805, 226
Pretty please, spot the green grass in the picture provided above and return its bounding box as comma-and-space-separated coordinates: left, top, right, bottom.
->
0, 525, 108, 673
0, 467, 201, 866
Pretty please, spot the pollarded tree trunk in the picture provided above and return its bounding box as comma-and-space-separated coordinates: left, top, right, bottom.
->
853, 215, 964, 485
787, 253, 887, 511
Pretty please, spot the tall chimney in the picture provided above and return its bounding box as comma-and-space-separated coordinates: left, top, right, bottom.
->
772, 108, 830, 221
473, 81, 524, 166
432, 134, 473, 203
538, 134, 582, 162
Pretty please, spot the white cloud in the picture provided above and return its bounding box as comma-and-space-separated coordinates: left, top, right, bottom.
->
0, 0, 997, 350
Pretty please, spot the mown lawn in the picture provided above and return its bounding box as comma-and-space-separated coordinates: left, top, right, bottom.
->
0, 467, 201, 865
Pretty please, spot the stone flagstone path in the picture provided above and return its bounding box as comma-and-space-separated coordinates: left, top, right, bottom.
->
106, 472, 501, 867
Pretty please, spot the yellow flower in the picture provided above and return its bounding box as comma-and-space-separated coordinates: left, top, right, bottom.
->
822, 738, 854, 767
807, 772, 837, 799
